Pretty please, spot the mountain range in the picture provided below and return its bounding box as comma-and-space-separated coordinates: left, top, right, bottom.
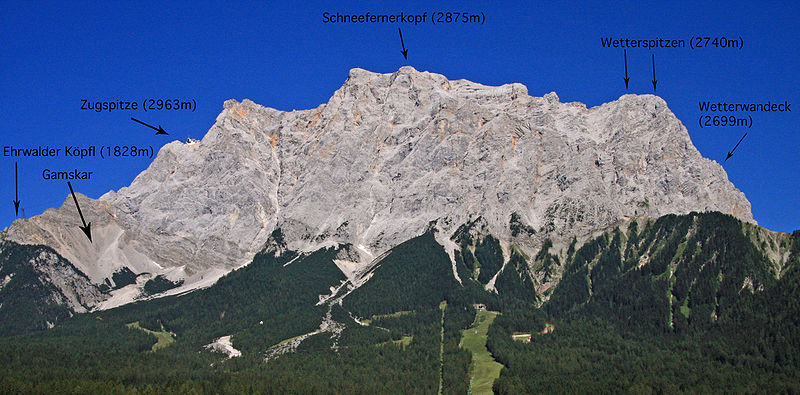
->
3, 67, 751, 313
0, 68, 796, 393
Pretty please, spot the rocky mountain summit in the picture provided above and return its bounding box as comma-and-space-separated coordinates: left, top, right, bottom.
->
2, 66, 753, 310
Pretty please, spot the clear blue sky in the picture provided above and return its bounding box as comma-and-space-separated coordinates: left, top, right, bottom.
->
1, 1, 798, 232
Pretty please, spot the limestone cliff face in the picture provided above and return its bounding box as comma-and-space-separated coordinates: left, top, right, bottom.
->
4, 67, 753, 307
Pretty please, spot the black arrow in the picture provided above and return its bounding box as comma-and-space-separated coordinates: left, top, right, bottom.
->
623, 49, 629, 89
67, 181, 92, 242
13, 162, 20, 216
725, 132, 747, 161
651, 54, 657, 90
131, 117, 168, 135
398, 28, 408, 60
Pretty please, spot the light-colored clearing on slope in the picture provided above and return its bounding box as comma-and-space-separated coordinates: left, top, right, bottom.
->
511, 333, 531, 342
95, 276, 149, 310
204, 335, 242, 358
376, 335, 413, 348
361, 310, 415, 326
126, 321, 175, 351
460, 309, 503, 395
96, 260, 249, 311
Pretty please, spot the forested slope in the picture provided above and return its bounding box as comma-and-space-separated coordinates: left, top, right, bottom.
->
0, 213, 797, 393
489, 212, 800, 393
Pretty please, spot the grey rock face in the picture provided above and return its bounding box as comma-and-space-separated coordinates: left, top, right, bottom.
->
4, 67, 753, 307
0, 241, 104, 317
28, 248, 106, 312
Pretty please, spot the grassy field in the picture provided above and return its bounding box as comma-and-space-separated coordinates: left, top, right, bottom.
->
459, 309, 503, 395
393, 335, 413, 347
376, 335, 413, 349
362, 310, 414, 326
126, 322, 175, 351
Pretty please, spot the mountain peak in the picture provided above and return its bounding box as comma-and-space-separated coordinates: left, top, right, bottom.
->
341, 67, 530, 102
347, 65, 426, 81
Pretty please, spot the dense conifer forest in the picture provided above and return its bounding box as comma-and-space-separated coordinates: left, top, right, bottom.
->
489, 213, 800, 393
0, 213, 798, 393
